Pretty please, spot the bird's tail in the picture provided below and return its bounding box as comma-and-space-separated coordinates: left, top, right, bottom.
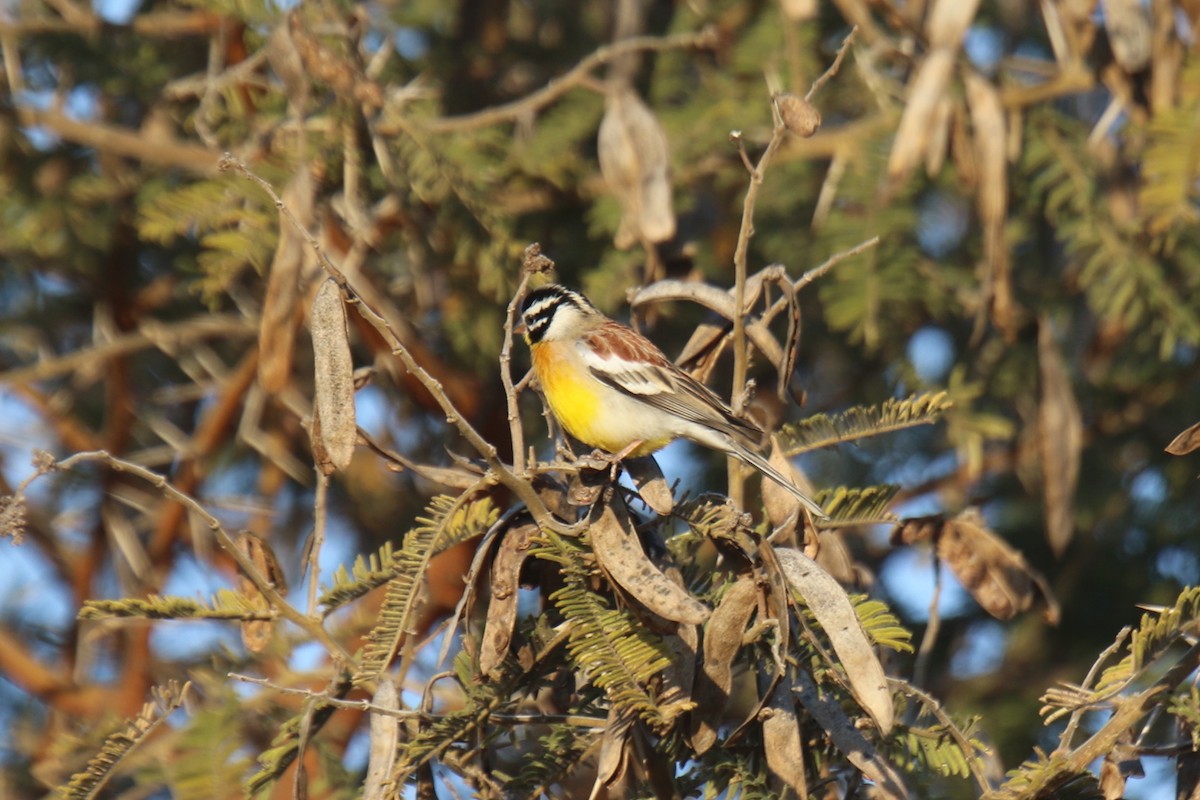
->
727, 441, 828, 520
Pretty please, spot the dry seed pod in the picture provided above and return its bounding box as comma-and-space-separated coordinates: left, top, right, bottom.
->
235, 531, 287, 653
590, 498, 709, 625
774, 92, 821, 137
598, 87, 676, 249
1166, 420, 1200, 456
1104, 0, 1152, 73
690, 576, 757, 753
762, 677, 807, 797
775, 547, 894, 734
363, 680, 399, 800
1037, 320, 1082, 557
478, 523, 537, 676
893, 509, 1061, 624
310, 279, 356, 473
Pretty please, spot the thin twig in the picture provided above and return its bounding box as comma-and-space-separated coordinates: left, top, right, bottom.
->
727, 96, 788, 505
1059, 626, 1132, 750
759, 236, 881, 329
501, 271, 535, 475
405, 28, 718, 134
219, 156, 578, 537
0, 315, 255, 386
44, 450, 353, 662
889, 678, 993, 794
307, 470, 329, 619
913, 554, 943, 689
804, 26, 859, 103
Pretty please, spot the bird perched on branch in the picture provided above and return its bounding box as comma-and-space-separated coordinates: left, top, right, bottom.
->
518, 284, 826, 519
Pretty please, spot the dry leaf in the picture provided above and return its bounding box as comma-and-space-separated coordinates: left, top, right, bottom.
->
691, 576, 758, 753
662, 588, 699, 707
1038, 319, 1082, 556
311, 279, 356, 473
287, 14, 382, 110
363, 679, 398, 800
478, 523, 536, 676
894, 509, 1061, 624
624, 454, 674, 515
1166, 420, 1200, 455
889, 0, 981, 180
265, 20, 309, 104
235, 531, 286, 653
775, 547, 894, 734
597, 87, 675, 249
762, 675, 809, 798
590, 498, 710, 625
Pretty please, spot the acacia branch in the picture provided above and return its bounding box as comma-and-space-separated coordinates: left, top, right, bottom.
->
44, 450, 353, 662
219, 157, 577, 536
14, 106, 222, 173
398, 28, 718, 135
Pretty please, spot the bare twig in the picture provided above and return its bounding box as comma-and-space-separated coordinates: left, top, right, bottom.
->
401, 28, 718, 135
38, 450, 352, 662
12, 106, 221, 173
219, 156, 578, 536
0, 315, 254, 386
804, 26, 859, 103
307, 470, 329, 619
912, 555, 943, 689
889, 678, 993, 794
501, 259, 537, 475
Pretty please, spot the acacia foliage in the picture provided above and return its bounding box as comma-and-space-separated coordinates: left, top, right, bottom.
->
0, 0, 1199, 798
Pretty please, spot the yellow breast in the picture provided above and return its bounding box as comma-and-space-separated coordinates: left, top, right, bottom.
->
531, 342, 670, 456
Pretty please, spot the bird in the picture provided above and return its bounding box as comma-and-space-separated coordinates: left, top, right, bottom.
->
518, 284, 826, 519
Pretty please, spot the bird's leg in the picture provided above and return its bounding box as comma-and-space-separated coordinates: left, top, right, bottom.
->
605, 439, 646, 482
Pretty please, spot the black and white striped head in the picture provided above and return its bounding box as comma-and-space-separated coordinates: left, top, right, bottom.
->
519, 285, 600, 344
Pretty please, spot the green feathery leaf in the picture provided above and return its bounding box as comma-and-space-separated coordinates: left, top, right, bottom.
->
855, 597, 914, 654
354, 494, 499, 683
813, 485, 901, 526
78, 590, 274, 621
779, 391, 952, 455
57, 681, 191, 800
533, 529, 689, 731
1095, 585, 1200, 695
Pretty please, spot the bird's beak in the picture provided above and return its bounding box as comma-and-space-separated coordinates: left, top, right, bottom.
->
514, 320, 527, 336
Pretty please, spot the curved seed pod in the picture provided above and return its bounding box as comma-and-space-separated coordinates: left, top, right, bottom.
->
590, 498, 709, 625
775, 547, 894, 734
